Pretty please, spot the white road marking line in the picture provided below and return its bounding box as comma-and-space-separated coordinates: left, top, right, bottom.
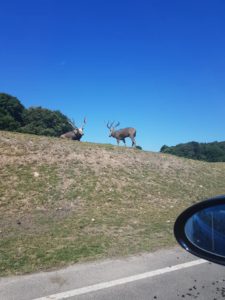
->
33, 259, 206, 300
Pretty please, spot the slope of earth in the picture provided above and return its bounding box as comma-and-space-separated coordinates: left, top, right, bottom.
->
1, 131, 225, 276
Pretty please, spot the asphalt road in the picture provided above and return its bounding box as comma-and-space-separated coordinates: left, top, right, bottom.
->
1, 247, 225, 300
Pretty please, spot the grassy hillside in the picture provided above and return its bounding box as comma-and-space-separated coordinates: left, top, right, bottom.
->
1, 131, 225, 276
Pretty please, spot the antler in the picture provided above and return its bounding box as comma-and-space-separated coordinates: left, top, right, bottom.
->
82, 117, 87, 130
68, 118, 77, 130
107, 121, 114, 129
114, 121, 120, 128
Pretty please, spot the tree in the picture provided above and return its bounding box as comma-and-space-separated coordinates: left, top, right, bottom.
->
19, 106, 73, 137
160, 145, 169, 152
160, 141, 225, 162
0, 93, 25, 130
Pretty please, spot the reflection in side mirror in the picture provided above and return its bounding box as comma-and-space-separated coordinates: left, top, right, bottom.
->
174, 195, 225, 266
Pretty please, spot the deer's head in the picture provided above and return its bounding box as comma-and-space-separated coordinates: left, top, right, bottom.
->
107, 121, 120, 137
69, 117, 87, 136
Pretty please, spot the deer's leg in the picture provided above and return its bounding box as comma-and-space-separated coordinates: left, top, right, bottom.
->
123, 139, 126, 146
132, 137, 136, 147
117, 139, 120, 146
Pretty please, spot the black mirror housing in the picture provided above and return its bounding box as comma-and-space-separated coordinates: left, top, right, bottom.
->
174, 195, 225, 266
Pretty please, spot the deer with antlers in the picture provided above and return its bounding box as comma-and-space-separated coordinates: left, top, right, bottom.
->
107, 121, 136, 147
60, 117, 87, 141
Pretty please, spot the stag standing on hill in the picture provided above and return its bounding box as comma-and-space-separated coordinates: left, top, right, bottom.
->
107, 121, 136, 147
60, 118, 86, 141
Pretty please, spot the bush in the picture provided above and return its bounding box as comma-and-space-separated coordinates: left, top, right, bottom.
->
135, 145, 142, 150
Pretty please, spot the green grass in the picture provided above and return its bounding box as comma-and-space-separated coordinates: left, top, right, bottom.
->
1, 130, 225, 276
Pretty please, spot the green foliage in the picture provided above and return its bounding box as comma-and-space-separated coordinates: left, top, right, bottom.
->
20, 107, 73, 137
160, 141, 225, 162
0, 93, 25, 130
160, 145, 169, 152
0, 93, 73, 137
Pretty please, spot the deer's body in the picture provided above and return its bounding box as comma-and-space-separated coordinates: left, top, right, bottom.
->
107, 122, 136, 147
60, 129, 83, 141
60, 118, 86, 141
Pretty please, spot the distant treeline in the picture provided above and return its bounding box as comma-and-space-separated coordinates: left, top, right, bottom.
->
0, 93, 73, 136
160, 141, 225, 162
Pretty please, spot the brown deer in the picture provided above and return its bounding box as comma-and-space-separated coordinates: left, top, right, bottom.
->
107, 121, 136, 147
60, 118, 87, 141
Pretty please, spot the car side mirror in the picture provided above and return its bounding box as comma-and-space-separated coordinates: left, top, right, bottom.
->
174, 195, 225, 266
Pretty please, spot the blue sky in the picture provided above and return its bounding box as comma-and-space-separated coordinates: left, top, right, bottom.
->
1, 0, 225, 151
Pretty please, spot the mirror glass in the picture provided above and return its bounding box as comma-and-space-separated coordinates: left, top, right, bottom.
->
185, 204, 225, 257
